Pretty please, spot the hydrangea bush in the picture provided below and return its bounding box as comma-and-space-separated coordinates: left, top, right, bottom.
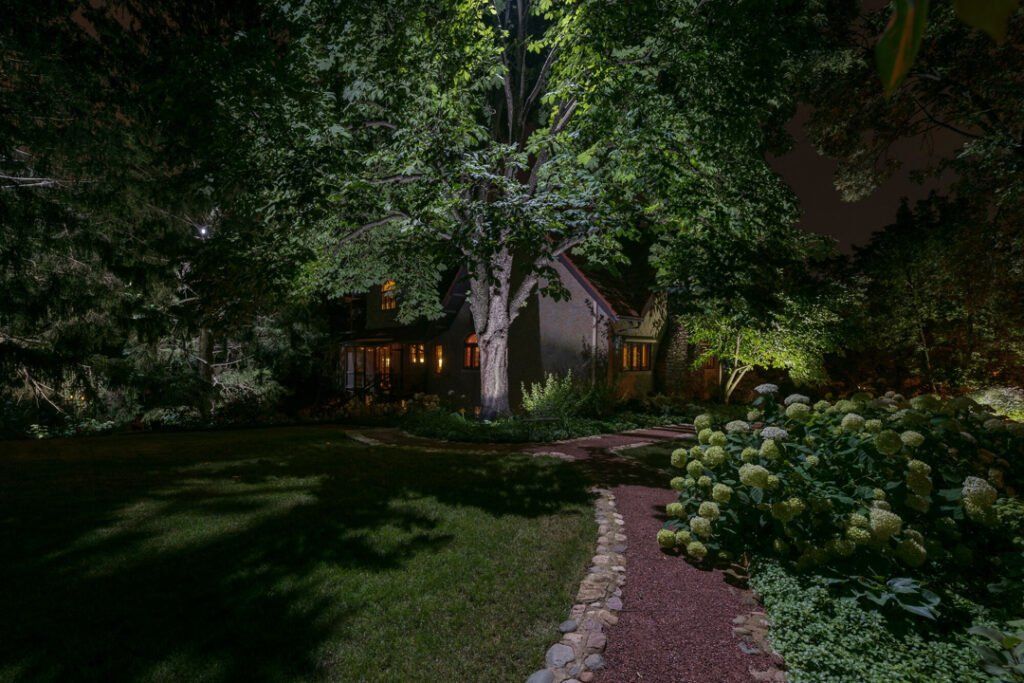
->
658, 390, 1023, 584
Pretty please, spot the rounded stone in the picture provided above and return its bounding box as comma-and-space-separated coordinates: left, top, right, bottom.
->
545, 643, 575, 668
526, 669, 555, 683
584, 653, 607, 670
558, 619, 578, 633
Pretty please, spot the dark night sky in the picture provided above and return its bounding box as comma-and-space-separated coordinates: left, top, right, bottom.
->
770, 106, 961, 252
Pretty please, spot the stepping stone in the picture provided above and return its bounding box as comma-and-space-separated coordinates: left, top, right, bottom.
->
526, 670, 555, 683
546, 643, 575, 668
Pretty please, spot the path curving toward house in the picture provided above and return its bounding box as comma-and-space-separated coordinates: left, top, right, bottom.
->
524, 427, 778, 683
342, 424, 780, 682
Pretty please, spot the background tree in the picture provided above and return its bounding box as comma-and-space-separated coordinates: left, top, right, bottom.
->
849, 196, 1024, 390
0, 1, 323, 426
657, 223, 851, 402
804, 0, 1024, 391
273, 0, 846, 417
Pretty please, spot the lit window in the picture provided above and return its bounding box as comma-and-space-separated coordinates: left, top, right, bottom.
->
463, 333, 480, 369
434, 344, 444, 373
409, 343, 426, 364
381, 280, 397, 311
621, 341, 652, 371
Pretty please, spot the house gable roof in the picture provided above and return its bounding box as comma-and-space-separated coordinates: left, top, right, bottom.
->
559, 247, 656, 321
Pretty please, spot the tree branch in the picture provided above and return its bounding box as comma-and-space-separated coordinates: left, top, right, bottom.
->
523, 45, 558, 122
335, 212, 409, 247
366, 174, 424, 185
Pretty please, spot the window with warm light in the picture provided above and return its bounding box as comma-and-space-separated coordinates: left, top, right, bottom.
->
434, 344, 444, 373
621, 341, 652, 371
409, 343, 426, 364
380, 280, 397, 311
463, 333, 480, 369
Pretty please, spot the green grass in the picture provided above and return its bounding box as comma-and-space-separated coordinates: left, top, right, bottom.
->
0, 427, 594, 682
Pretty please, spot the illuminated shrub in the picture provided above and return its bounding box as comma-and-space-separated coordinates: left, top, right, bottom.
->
656, 390, 1021, 581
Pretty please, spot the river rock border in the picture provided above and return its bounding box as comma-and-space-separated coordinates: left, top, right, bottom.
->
526, 488, 626, 683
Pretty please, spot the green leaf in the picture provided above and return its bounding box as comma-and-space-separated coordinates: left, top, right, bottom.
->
875, 0, 930, 96
953, 0, 1020, 43
900, 603, 937, 620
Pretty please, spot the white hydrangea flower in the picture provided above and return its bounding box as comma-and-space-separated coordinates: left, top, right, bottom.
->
785, 403, 811, 420
962, 476, 997, 507
841, 413, 866, 432
760, 426, 789, 441
900, 430, 925, 448
754, 383, 779, 395
784, 393, 811, 406
725, 420, 751, 433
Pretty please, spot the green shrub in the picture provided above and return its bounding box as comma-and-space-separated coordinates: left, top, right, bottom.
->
140, 405, 204, 430
972, 386, 1024, 422
658, 389, 1021, 586
521, 372, 580, 422
213, 368, 285, 423
401, 409, 679, 443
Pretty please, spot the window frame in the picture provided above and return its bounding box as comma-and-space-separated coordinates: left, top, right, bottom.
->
463, 333, 480, 369
620, 341, 652, 372
409, 343, 426, 365
380, 280, 397, 311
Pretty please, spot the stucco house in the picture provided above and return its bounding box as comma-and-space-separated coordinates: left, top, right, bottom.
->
335, 251, 718, 410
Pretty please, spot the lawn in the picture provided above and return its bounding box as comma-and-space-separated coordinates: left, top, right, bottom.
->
0, 427, 594, 682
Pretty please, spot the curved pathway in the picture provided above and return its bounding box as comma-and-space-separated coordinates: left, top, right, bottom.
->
344, 425, 782, 682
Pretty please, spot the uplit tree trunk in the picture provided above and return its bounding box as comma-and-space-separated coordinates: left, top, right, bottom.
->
468, 248, 549, 419
479, 331, 510, 419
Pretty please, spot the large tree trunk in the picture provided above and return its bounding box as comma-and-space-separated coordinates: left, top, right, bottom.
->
468, 249, 538, 420
479, 331, 510, 419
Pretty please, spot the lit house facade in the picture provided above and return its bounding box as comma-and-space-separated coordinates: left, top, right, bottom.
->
336, 253, 713, 409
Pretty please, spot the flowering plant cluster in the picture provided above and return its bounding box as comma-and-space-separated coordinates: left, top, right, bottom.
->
657, 390, 1022, 583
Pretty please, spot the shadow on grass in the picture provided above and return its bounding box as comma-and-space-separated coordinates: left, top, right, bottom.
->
0, 427, 591, 681
571, 440, 688, 489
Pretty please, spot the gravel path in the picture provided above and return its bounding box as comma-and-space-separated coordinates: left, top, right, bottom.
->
529, 427, 776, 683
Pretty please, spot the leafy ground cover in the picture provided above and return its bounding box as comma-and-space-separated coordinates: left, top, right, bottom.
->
750, 559, 988, 682
0, 427, 593, 681
401, 408, 683, 443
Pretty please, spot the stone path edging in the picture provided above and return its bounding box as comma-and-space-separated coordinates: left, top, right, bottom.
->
526, 488, 626, 683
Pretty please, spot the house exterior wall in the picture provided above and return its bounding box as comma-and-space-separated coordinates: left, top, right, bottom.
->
343, 273, 694, 410
608, 294, 667, 399
536, 260, 610, 383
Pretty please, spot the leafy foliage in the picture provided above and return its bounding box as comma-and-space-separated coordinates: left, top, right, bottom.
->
658, 389, 1022, 607
750, 559, 989, 682
846, 197, 1024, 391
969, 620, 1024, 681
521, 371, 581, 423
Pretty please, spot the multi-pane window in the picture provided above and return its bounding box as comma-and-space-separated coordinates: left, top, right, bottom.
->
380, 280, 397, 311
434, 344, 445, 373
409, 343, 426, 365
463, 333, 480, 369
621, 341, 652, 371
